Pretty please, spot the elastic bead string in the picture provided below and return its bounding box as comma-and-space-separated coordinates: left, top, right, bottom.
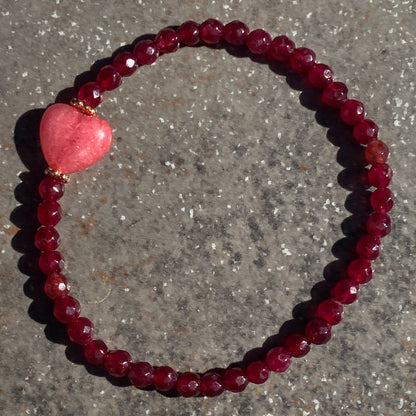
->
35, 18, 394, 397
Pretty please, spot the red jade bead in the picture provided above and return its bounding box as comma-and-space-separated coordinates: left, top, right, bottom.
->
340, 99, 365, 125
155, 28, 180, 54
200, 372, 224, 397
223, 367, 248, 393
269, 35, 295, 62
34, 226, 60, 251
356, 234, 381, 260
223, 20, 249, 45
315, 298, 344, 325
305, 318, 332, 345
321, 82, 348, 108
307, 63, 334, 89
39, 250, 65, 275
353, 119, 379, 144
368, 163, 393, 188
153, 366, 178, 391
347, 258, 373, 284
199, 18, 224, 44
112, 52, 137, 77
245, 360, 270, 384
331, 279, 359, 304
176, 372, 201, 397
84, 340, 108, 366
289, 47, 316, 73
366, 212, 391, 237
177, 21, 200, 46
365, 140, 389, 165
265, 346, 292, 372
128, 361, 154, 388
38, 176, 64, 201
246, 29, 271, 55
37, 200, 62, 227
370, 188, 394, 212
77, 82, 103, 108
284, 333, 311, 358
67, 317, 94, 345
133, 40, 159, 65
96, 65, 122, 91
104, 350, 132, 378
53, 295, 80, 324
44, 272, 71, 299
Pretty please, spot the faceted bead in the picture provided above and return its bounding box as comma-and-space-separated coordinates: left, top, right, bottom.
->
96, 65, 122, 91
347, 258, 373, 284
269, 35, 295, 62
315, 298, 344, 325
246, 29, 271, 55
368, 163, 393, 188
53, 295, 80, 323
38, 176, 65, 201
223, 367, 248, 393
112, 52, 138, 77
39, 250, 65, 275
177, 21, 200, 46
245, 361, 270, 384
44, 272, 71, 299
353, 119, 379, 144
370, 188, 394, 212
133, 40, 159, 66
200, 372, 225, 397
77, 82, 103, 108
199, 18, 224, 44
176, 372, 201, 397
289, 47, 316, 73
340, 99, 365, 125
104, 350, 132, 378
34, 226, 60, 251
366, 212, 391, 237
67, 317, 94, 345
331, 279, 359, 304
37, 200, 62, 227
365, 140, 389, 165
155, 28, 180, 54
284, 333, 311, 358
307, 63, 334, 89
223, 20, 249, 45
153, 366, 178, 391
305, 318, 332, 345
321, 82, 348, 108
84, 339, 108, 366
265, 346, 292, 372
356, 234, 381, 260
128, 362, 154, 388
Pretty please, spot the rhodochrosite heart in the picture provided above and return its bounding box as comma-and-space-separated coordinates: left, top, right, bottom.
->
40, 103, 112, 175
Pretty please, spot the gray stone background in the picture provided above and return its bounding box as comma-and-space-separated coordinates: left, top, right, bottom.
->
0, 0, 415, 415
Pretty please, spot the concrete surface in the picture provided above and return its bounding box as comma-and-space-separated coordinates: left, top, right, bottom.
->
1, 1, 415, 415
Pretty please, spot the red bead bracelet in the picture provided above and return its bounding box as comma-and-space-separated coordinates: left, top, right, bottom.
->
35, 19, 394, 397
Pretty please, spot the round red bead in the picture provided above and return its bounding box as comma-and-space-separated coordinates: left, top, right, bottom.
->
96, 65, 122, 91
67, 317, 94, 345
347, 258, 373, 284
153, 366, 178, 391
305, 318, 332, 345
284, 333, 311, 358
315, 298, 344, 325
331, 279, 359, 304
177, 21, 200, 46
366, 212, 391, 237
289, 47, 316, 73
128, 361, 154, 388
200, 372, 224, 397
223, 367, 248, 393
223, 20, 249, 46
34, 226, 60, 251
133, 39, 160, 65
340, 99, 365, 125
365, 140, 389, 165
322, 82, 348, 108
199, 18, 224, 44
38, 176, 64, 201
155, 28, 180, 54
39, 250, 65, 275
77, 82, 103, 108
246, 29, 271, 55
307, 63, 334, 89
353, 119, 379, 144
104, 350, 132, 378
356, 234, 381, 260
176, 372, 201, 397
370, 188, 394, 212
368, 163, 393, 188
37, 200, 62, 227
269, 35, 295, 62
245, 361, 270, 384
44, 272, 71, 299
53, 295, 80, 324
112, 52, 138, 77
265, 346, 292, 372
84, 340, 108, 366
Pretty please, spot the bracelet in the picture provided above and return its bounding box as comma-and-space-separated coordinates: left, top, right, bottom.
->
35, 19, 394, 397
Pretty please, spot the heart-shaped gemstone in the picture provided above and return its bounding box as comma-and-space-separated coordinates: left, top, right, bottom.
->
40, 103, 112, 175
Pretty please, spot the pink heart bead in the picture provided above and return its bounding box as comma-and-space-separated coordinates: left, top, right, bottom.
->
40, 103, 112, 175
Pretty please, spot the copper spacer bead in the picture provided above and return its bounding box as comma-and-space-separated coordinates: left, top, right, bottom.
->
44, 167, 70, 183
70, 98, 96, 117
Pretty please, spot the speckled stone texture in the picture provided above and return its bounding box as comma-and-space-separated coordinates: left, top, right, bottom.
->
1, 1, 415, 415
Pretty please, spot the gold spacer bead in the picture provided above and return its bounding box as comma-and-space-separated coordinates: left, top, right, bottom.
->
44, 167, 70, 183
70, 98, 96, 117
